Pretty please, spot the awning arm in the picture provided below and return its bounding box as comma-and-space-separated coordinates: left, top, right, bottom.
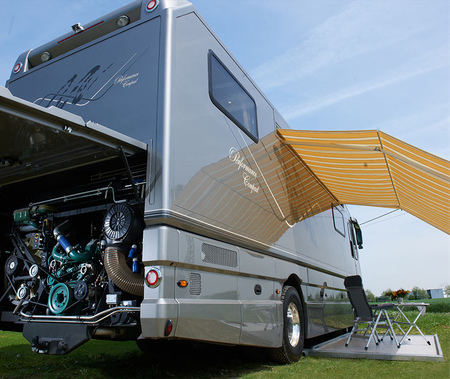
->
377, 130, 401, 209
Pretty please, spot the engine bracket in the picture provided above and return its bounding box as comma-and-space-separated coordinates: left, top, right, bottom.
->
23, 322, 93, 355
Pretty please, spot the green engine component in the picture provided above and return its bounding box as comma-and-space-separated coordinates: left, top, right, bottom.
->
48, 283, 74, 315
51, 239, 99, 263
13, 204, 56, 225
13, 208, 31, 223
48, 282, 85, 315
47, 240, 100, 314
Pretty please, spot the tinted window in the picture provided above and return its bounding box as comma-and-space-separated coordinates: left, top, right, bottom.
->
208, 51, 258, 141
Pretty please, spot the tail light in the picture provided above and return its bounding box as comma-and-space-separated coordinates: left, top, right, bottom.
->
146, 267, 162, 288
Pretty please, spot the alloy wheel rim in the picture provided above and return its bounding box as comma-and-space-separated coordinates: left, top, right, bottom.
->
287, 302, 300, 347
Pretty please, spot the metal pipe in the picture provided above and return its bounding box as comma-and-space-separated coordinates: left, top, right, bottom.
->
29, 184, 125, 206
19, 306, 140, 324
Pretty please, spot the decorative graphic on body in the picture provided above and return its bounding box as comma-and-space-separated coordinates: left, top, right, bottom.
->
34, 54, 139, 109
229, 147, 260, 194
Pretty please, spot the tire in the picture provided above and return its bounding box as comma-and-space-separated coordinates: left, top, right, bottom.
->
268, 286, 305, 363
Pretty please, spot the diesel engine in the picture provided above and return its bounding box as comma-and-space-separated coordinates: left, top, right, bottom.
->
1, 193, 145, 354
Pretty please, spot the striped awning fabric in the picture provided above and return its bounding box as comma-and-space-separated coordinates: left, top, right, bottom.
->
277, 129, 450, 234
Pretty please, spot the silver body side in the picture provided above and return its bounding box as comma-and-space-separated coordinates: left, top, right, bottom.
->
139, 3, 359, 345
3, 0, 360, 348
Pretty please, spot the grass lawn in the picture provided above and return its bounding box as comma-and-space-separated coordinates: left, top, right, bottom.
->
0, 312, 448, 379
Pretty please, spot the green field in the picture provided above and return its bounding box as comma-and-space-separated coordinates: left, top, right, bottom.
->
0, 311, 448, 379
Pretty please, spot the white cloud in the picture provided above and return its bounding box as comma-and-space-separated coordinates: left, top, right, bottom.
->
251, 0, 433, 90
371, 104, 449, 134
367, 105, 450, 159
279, 47, 448, 120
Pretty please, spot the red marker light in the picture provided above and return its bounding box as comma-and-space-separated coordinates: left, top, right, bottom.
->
146, 267, 162, 288
13, 62, 22, 74
145, 0, 159, 12
164, 319, 173, 336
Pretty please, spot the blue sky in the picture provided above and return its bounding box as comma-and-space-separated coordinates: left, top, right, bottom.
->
0, 0, 448, 295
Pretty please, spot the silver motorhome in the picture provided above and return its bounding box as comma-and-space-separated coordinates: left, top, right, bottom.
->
0, 0, 363, 362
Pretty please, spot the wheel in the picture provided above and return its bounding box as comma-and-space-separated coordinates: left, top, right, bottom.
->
268, 286, 305, 363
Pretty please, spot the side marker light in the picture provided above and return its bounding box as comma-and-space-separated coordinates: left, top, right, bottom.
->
177, 280, 188, 288
164, 319, 173, 336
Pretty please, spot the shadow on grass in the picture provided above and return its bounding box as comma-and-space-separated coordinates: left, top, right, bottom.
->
86, 342, 273, 378
0, 335, 274, 378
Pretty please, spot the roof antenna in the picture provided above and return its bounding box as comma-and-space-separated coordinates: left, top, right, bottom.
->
71, 23, 84, 33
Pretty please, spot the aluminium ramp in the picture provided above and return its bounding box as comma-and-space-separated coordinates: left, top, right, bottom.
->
306, 333, 443, 362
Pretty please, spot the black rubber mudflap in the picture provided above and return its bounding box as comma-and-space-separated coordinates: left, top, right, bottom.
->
22, 322, 92, 355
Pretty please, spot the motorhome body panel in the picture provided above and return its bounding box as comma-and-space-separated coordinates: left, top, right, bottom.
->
1, 0, 361, 355
157, 5, 360, 339
7, 16, 161, 145
165, 10, 358, 275
141, 226, 283, 346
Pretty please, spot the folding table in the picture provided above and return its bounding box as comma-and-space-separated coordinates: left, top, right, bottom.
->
390, 302, 431, 346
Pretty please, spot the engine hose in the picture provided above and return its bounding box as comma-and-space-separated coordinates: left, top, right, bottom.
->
104, 246, 144, 297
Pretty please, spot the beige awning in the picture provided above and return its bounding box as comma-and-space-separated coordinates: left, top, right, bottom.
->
277, 129, 450, 234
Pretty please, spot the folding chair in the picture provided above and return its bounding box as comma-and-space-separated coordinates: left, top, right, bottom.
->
344, 275, 399, 350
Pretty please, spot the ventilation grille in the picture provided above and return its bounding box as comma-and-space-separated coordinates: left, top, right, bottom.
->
201, 243, 238, 268
189, 273, 201, 296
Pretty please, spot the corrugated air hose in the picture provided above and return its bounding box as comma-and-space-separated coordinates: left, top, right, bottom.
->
104, 246, 144, 297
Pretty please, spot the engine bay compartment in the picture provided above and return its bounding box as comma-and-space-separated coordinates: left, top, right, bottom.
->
0, 155, 147, 354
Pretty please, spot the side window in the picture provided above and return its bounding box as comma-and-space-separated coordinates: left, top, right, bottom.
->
208, 51, 258, 142
332, 206, 346, 237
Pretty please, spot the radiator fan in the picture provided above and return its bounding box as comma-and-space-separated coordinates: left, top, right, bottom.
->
103, 203, 135, 244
